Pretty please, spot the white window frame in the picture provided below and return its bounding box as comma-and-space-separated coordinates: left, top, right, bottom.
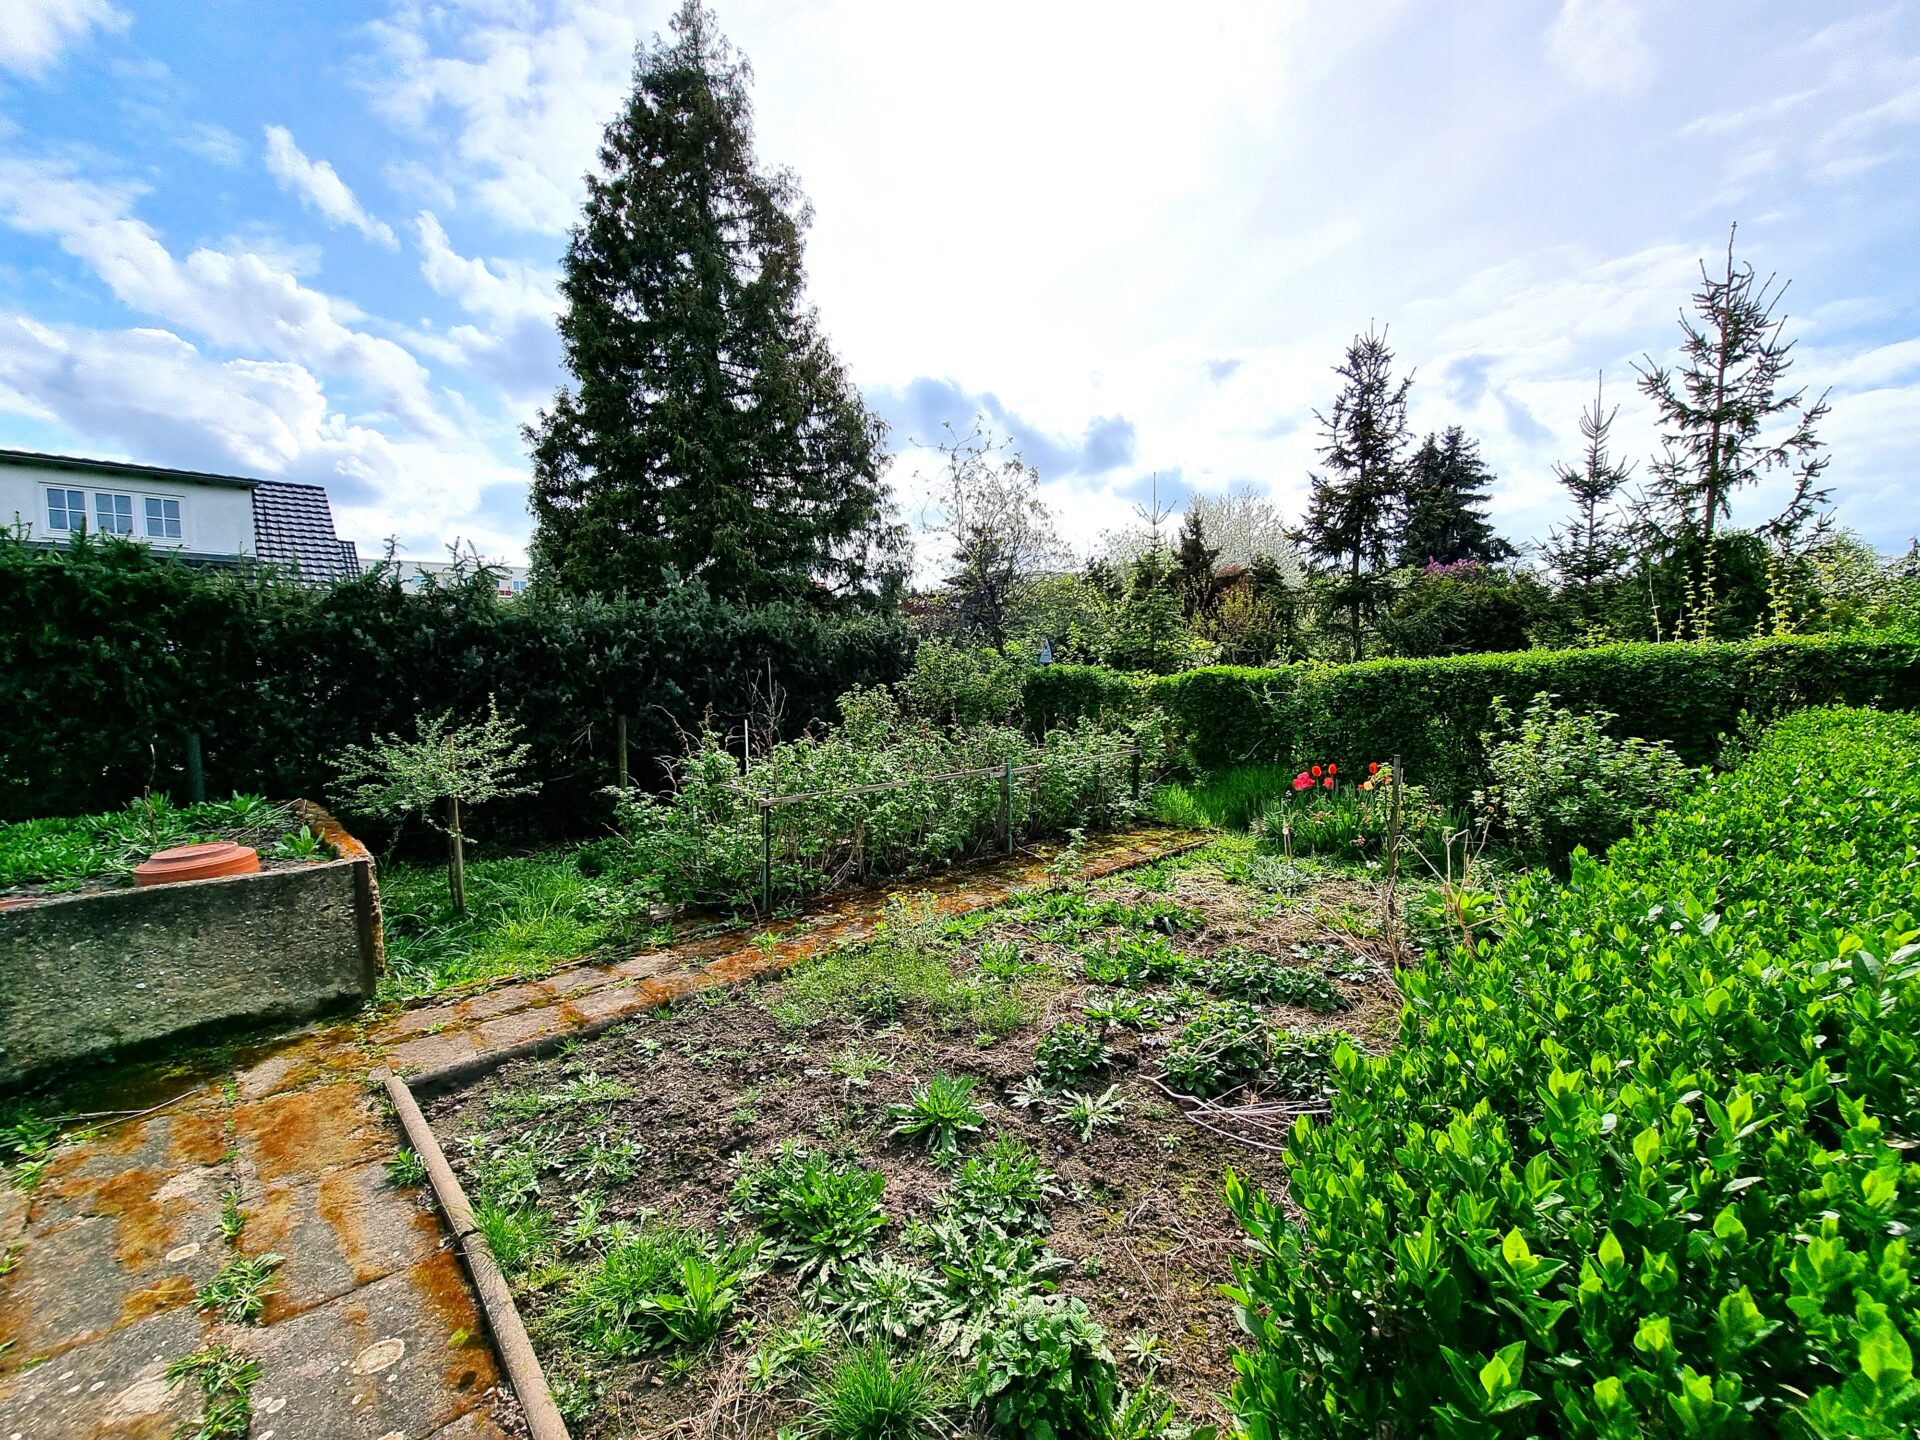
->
144, 494, 184, 541
44, 486, 87, 533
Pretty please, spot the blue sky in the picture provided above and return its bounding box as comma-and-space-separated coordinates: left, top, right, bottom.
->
0, 1, 1916, 566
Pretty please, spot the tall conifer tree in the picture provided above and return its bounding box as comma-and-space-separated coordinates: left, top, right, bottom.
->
1543, 374, 1632, 609
1398, 426, 1514, 567
527, 2, 899, 602
1301, 328, 1413, 659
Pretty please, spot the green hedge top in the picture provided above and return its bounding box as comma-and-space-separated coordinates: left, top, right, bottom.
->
1226, 706, 1920, 1438
1149, 637, 1920, 800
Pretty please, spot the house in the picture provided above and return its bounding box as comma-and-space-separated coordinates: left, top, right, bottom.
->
390, 556, 530, 597
0, 447, 360, 583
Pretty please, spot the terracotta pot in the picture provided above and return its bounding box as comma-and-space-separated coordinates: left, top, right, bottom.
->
133, 841, 261, 887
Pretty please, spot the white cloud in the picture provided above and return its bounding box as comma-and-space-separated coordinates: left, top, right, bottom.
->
1547, 0, 1655, 96
262, 125, 398, 247
0, 153, 443, 435
0, 0, 126, 77
414, 212, 555, 322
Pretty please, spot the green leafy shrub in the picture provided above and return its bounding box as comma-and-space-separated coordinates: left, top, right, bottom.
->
1080, 934, 1189, 988
940, 1137, 1059, 1239
1043, 1086, 1128, 1142
1033, 1022, 1112, 1087
1224, 707, 1920, 1439
970, 1293, 1118, 1440
1481, 693, 1692, 867
1162, 1000, 1271, 1097
1148, 638, 1920, 805
887, 1075, 986, 1162
731, 1145, 888, 1281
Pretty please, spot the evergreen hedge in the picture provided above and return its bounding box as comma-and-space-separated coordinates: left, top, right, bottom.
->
1226, 706, 1920, 1438
0, 536, 912, 834
1148, 638, 1920, 801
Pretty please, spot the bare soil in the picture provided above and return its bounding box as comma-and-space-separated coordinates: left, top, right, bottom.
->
426, 844, 1406, 1438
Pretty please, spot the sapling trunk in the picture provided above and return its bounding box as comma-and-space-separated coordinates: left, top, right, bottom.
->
448, 792, 467, 918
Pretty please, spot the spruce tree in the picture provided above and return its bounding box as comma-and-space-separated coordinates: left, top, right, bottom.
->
1543, 374, 1632, 609
1398, 426, 1515, 567
1633, 225, 1831, 633
1301, 328, 1413, 659
1170, 509, 1222, 618
526, 1, 898, 603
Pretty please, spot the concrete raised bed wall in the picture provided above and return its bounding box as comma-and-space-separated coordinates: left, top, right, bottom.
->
0, 801, 382, 1090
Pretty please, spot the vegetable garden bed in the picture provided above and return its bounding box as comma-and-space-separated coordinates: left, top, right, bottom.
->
423, 840, 1405, 1437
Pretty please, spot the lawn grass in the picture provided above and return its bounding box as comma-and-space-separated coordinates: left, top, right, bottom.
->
377, 851, 655, 1001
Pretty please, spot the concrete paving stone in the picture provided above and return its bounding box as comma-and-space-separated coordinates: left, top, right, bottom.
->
536, 967, 604, 997
0, 1303, 204, 1439
386, 1032, 479, 1076
562, 983, 647, 1024
244, 1162, 447, 1325
456, 989, 534, 1024
417, 1397, 517, 1439
473, 1011, 565, 1052
610, 952, 676, 980
376, 1004, 462, 1040
239, 1251, 498, 1440
232, 1083, 382, 1185
0, 1192, 229, 1370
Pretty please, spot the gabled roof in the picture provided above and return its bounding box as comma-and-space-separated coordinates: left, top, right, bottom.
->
253, 480, 357, 583
0, 446, 259, 490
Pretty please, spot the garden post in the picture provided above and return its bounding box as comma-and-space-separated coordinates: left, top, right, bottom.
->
448, 792, 467, 919
1130, 748, 1141, 802
184, 731, 205, 804
760, 800, 772, 913
616, 714, 629, 790
1002, 759, 1014, 855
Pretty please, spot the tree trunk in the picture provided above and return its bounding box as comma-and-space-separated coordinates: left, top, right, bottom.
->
448, 793, 467, 919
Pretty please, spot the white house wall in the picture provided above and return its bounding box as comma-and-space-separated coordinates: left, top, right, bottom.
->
0, 461, 256, 557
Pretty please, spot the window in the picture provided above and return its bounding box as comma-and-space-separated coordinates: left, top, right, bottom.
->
45, 488, 86, 532
145, 496, 182, 539
94, 492, 134, 535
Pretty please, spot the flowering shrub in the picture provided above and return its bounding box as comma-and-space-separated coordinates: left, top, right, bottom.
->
1225, 707, 1920, 1439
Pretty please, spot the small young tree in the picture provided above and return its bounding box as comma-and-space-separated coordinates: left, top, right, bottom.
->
1170, 509, 1222, 618
332, 699, 535, 917
1544, 374, 1634, 616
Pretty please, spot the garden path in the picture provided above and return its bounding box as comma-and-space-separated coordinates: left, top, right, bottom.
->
0, 827, 1200, 1440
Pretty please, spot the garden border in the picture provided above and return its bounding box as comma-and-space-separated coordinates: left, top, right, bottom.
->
376, 829, 1211, 1436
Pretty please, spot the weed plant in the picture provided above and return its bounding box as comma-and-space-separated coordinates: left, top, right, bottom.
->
731, 1145, 888, 1281
194, 1253, 285, 1323
1033, 1022, 1112, 1087
886, 1075, 985, 1162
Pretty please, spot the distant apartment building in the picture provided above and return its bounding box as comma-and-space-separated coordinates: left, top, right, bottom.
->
388, 557, 530, 597
1, 447, 360, 583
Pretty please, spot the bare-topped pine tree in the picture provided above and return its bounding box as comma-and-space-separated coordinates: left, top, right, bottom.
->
1544, 373, 1634, 614
1633, 225, 1832, 634
332, 698, 535, 917
1300, 327, 1414, 660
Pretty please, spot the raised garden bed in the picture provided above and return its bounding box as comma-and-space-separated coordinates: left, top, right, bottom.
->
0, 793, 335, 901
0, 800, 380, 1090
423, 839, 1404, 1436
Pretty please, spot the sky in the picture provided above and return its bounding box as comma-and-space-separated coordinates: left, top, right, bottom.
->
0, 0, 1916, 570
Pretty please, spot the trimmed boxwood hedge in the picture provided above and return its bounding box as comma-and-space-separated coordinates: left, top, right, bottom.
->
1148, 638, 1920, 801
1225, 706, 1920, 1439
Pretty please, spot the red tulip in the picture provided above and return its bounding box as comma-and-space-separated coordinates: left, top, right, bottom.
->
1293, 772, 1312, 791
1322, 775, 1334, 789
1328, 763, 1338, 776
1369, 762, 1380, 775
1311, 764, 1323, 778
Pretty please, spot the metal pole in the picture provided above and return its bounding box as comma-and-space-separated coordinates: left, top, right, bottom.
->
760, 800, 772, 914
616, 714, 629, 790
1002, 758, 1014, 855
184, 731, 206, 804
